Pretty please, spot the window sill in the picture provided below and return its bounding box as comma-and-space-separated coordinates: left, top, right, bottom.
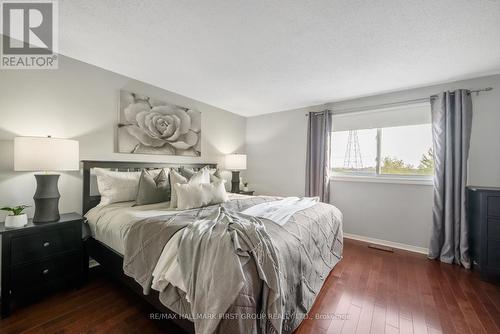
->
331, 174, 433, 186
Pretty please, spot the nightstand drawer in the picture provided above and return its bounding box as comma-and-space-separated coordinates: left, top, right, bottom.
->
1, 213, 83, 318
488, 196, 500, 218
487, 240, 500, 270
488, 219, 500, 242
11, 226, 80, 265
11, 251, 81, 294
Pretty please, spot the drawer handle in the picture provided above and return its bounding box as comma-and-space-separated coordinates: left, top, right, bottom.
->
43, 242, 50, 247
42, 269, 49, 275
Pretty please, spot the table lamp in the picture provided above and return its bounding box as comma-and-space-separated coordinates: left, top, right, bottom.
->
14, 136, 79, 223
225, 154, 247, 193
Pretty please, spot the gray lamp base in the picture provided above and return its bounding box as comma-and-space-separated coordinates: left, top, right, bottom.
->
231, 171, 240, 193
33, 174, 60, 223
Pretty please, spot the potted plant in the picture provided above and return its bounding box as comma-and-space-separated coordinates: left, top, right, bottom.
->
1, 205, 30, 228
242, 182, 249, 192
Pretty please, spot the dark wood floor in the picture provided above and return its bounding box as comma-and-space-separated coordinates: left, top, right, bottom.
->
1, 238, 500, 334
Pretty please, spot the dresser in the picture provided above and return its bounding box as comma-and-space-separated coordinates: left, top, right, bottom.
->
0, 213, 83, 317
468, 186, 500, 283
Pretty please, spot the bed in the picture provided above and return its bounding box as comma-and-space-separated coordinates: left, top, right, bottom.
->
82, 160, 343, 334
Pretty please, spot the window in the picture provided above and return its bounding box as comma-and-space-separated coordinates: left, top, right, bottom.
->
332, 128, 377, 174
380, 124, 433, 176
331, 102, 434, 179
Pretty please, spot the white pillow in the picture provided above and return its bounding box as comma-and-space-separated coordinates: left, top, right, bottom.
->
94, 168, 142, 206
175, 181, 229, 210
180, 166, 229, 190
169, 168, 210, 208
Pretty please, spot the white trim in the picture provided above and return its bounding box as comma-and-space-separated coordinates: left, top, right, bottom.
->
332, 174, 433, 186
332, 100, 431, 117
344, 233, 429, 255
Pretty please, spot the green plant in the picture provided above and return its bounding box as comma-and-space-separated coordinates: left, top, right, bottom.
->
1, 205, 30, 216
243, 182, 249, 187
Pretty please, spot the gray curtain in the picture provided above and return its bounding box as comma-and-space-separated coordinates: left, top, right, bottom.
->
305, 110, 332, 202
428, 89, 473, 268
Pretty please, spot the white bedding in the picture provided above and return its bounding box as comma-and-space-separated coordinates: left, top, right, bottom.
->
84, 201, 177, 254
84, 193, 251, 254
241, 196, 319, 226
85, 194, 315, 296
151, 231, 186, 293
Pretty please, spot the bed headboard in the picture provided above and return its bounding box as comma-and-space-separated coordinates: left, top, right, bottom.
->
82, 160, 217, 215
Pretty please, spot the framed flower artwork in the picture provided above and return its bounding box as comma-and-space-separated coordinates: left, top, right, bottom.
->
117, 90, 201, 156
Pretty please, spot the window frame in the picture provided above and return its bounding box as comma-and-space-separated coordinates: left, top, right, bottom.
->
331, 127, 434, 186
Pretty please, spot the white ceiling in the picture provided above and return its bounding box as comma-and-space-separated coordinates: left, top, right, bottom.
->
59, 0, 500, 116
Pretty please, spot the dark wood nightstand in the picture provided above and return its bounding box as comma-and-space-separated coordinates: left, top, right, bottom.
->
0, 213, 83, 318
237, 190, 254, 195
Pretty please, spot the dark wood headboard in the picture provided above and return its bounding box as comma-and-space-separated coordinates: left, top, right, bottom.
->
82, 160, 217, 215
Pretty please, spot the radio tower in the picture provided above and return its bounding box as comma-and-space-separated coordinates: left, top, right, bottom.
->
343, 130, 363, 169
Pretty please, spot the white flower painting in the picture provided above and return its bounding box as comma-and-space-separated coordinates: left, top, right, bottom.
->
117, 90, 201, 156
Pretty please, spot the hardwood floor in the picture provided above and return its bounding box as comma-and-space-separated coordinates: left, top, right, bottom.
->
295, 239, 500, 334
1, 238, 499, 334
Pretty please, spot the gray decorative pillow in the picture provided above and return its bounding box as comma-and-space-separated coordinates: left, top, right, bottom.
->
179, 166, 222, 183
135, 168, 170, 206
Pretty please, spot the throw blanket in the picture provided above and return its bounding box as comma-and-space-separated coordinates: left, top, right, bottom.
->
152, 197, 319, 292
123, 196, 343, 334
177, 207, 282, 334
241, 197, 319, 226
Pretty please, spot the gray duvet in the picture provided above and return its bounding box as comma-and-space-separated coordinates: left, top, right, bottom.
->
123, 196, 343, 334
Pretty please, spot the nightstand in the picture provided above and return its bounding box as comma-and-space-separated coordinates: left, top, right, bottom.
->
0, 213, 83, 318
237, 190, 254, 195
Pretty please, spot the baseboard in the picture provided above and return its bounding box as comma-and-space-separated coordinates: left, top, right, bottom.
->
343, 233, 429, 255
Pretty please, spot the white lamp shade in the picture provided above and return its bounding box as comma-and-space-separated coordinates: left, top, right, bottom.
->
14, 137, 79, 171
225, 154, 247, 170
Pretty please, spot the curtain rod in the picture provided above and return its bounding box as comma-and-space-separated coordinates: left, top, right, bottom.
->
430, 87, 493, 99
305, 87, 493, 116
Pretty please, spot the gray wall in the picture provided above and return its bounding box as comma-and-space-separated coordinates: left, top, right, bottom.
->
247, 74, 500, 249
0, 55, 246, 220
1, 53, 499, 250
